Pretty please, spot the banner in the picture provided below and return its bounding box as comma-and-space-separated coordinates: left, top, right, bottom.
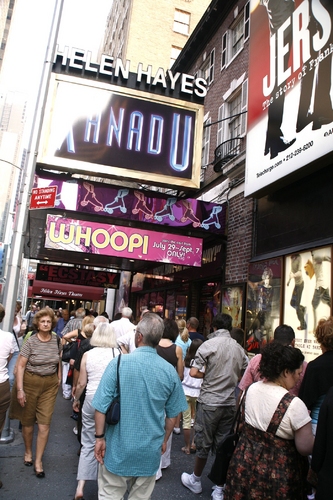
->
45, 214, 203, 267
245, 0, 333, 196
36, 263, 120, 288
34, 175, 226, 235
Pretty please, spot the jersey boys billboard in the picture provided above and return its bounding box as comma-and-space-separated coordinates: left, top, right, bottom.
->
245, 0, 333, 197
37, 74, 204, 189
44, 214, 203, 267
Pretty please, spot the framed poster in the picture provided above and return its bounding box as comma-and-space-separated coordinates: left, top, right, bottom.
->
221, 284, 245, 329
246, 258, 282, 353
284, 246, 331, 362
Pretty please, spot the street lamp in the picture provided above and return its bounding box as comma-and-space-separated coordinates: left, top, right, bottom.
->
0, 0, 65, 444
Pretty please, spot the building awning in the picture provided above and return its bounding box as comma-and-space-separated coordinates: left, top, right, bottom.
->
30, 280, 106, 301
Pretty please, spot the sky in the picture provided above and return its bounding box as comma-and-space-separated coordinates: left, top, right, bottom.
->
0, 0, 112, 96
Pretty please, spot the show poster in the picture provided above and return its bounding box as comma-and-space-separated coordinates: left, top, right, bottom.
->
284, 246, 331, 362
245, 0, 333, 197
44, 214, 203, 267
246, 258, 282, 353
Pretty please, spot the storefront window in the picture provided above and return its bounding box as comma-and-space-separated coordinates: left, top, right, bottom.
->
198, 282, 221, 337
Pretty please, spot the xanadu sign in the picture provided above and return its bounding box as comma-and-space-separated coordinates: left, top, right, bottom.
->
37, 74, 204, 189
45, 214, 203, 267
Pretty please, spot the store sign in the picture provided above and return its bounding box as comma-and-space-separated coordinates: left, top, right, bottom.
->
37, 74, 204, 189
45, 214, 203, 267
36, 263, 120, 289
245, 0, 333, 197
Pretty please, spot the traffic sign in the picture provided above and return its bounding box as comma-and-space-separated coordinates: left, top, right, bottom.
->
30, 186, 57, 209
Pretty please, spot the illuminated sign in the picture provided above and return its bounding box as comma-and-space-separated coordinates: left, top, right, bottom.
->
54, 46, 208, 98
36, 263, 120, 288
38, 74, 204, 189
245, 0, 333, 197
45, 214, 203, 267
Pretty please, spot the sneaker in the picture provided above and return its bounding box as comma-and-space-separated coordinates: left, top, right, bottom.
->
191, 419, 194, 427
173, 427, 181, 435
211, 486, 225, 500
181, 472, 202, 494
73, 426, 78, 435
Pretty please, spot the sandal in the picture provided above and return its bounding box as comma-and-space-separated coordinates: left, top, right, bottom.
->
24, 460, 33, 466
181, 447, 190, 455
190, 446, 196, 454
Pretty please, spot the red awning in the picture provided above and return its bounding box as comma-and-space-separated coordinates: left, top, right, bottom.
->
30, 280, 105, 300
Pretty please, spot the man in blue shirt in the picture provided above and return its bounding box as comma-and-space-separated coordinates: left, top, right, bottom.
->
93, 313, 187, 500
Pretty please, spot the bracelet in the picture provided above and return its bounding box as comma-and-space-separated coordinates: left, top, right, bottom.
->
17, 389, 24, 392
94, 433, 105, 439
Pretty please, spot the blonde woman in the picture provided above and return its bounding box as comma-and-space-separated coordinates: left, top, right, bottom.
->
71, 322, 120, 500
175, 319, 192, 360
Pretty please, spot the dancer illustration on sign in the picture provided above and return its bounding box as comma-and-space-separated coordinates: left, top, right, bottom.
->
287, 253, 307, 331
104, 189, 129, 214
201, 206, 222, 230
247, 267, 274, 352
296, 0, 333, 132
180, 200, 201, 228
80, 182, 104, 212
132, 191, 153, 219
305, 250, 331, 331
260, 0, 296, 159
154, 198, 177, 222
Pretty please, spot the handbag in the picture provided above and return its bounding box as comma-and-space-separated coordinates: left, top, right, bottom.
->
62, 340, 78, 362
105, 354, 121, 425
208, 391, 246, 485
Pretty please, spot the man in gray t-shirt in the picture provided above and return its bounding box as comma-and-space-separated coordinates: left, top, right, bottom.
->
181, 313, 248, 500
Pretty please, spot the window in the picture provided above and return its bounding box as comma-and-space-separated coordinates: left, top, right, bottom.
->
202, 117, 211, 167
198, 49, 215, 86
221, 1, 250, 69
173, 10, 190, 36
216, 79, 248, 147
170, 46, 182, 68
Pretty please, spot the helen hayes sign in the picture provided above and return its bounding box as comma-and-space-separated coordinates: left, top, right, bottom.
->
37, 74, 204, 189
245, 0, 333, 196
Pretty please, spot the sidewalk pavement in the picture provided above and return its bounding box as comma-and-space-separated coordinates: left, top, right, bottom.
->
0, 388, 214, 499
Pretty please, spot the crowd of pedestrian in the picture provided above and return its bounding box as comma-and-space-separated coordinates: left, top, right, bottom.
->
1, 300, 333, 499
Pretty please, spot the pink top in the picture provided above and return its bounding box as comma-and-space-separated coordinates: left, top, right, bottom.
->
238, 353, 307, 397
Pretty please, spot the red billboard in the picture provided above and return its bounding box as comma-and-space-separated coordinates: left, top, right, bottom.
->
245, 0, 333, 196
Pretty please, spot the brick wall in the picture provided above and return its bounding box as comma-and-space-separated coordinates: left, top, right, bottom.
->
225, 192, 253, 284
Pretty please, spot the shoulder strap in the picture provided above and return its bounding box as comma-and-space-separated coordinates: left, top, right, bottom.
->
52, 332, 61, 349
116, 354, 121, 397
23, 330, 34, 343
267, 392, 295, 435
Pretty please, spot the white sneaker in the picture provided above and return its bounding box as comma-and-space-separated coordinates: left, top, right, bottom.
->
211, 486, 225, 500
73, 426, 78, 435
181, 472, 202, 494
173, 427, 181, 435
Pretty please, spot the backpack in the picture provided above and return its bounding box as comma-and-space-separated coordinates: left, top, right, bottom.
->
24, 330, 60, 349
